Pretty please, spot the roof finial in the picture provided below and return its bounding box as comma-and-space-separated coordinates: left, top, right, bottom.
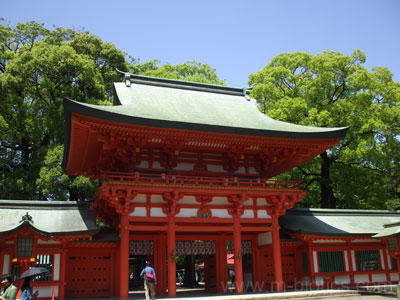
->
116, 68, 132, 87
20, 212, 33, 224
243, 86, 253, 101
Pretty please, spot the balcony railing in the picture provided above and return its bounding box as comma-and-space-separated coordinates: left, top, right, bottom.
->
101, 171, 303, 191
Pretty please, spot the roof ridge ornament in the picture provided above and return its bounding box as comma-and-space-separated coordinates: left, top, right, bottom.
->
243, 86, 253, 101
116, 68, 132, 87
20, 212, 34, 224
115, 68, 252, 96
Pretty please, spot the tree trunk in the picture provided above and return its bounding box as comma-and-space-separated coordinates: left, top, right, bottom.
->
319, 152, 338, 208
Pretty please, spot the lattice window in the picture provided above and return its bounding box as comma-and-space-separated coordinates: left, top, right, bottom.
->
356, 250, 380, 271
226, 240, 252, 255
176, 241, 216, 255
302, 252, 309, 273
318, 251, 344, 272
17, 237, 34, 257
129, 240, 154, 255
388, 238, 397, 252
34, 254, 52, 281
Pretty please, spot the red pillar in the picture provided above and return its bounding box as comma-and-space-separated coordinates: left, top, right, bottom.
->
271, 215, 283, 291
233, 216, 244, 293
59, 244, 67, 300
119, 213, 130, 299
216, 238, 228, 292
167, 215, 176, 297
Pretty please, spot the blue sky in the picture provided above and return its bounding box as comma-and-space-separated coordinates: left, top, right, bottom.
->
2, 0, 400, 87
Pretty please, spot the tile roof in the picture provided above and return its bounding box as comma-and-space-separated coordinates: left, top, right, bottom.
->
0, 200, 99, 237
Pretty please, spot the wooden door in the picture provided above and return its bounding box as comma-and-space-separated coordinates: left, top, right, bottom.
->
204, 254, 217, 292
66, 251, 111, 298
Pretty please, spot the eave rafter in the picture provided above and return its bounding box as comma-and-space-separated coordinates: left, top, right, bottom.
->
77, 115, 337, 149
266, 193, 305, 217
68, 114, 339, 177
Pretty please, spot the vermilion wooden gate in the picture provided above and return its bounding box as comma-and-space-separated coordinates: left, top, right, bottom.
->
282, 252, 296, 288
66, 251, 111, 298
204, 254, 217, 293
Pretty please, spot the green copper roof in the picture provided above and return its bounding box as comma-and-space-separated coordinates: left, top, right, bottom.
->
373, 222, 400, 238
64, 75, 347, 140
0, 200, 99, 237
279, 208, 400, 237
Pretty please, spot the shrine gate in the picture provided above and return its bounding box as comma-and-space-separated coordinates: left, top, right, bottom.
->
62, 74, 347, 298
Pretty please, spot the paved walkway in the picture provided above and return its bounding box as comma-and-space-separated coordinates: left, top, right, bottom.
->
74, 285, 399, 300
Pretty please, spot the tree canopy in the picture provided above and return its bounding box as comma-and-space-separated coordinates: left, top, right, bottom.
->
0, 21, 225, 201
249, 50, 400, 209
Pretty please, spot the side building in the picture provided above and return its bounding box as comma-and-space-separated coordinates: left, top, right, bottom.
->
1, 201, 399, 299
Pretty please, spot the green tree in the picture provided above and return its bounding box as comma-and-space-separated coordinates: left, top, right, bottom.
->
0, 21, 128, 200
0, 21, 225, 201
249, 50, 400, 209
139, 60, 226, 85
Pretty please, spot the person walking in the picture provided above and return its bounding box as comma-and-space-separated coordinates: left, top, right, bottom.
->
19, 277, 38, 300
0, 274, 17, 300
140, 261, 156, 300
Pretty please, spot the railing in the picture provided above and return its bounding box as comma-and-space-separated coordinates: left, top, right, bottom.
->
101, 171, 303, 190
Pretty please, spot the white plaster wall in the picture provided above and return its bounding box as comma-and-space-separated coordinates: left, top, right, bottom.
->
387, 250, 392, 270
257, 210, 271, 219
133, 194, 146, 203
257, 199, 272, 207
151, 207, 167, 217
313, 239, 346, 243
248, 167, 257, 174
334, 275, 350, 284
237, 166, 246, 174
344, 250, 349, 271
137, 161, 149, 168
243, 199, 253, 206
150, 195, 167, 204
351, 250, 357, 271
372, 273, 387, 282
176, 208, 198, 218
53, 254, 60, 281
210, 209, 231, 218
313, 251, 318, 273
354, 274, 369, 283
175, 162, 194, 171
152, 161, 162, 169
258, 232, 272, 246
2, 254, 10, 274
209, 197, 229, 205
390, 273, 399, 281
131, 207, 147, 217
207, 165, 225, 172
36, 286, 58, 298
240, 210, 254, 219
179, 196, 198, 205
379, 249, 386, 270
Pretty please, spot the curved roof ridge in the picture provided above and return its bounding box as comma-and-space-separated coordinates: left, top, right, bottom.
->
126, 74, 248, 96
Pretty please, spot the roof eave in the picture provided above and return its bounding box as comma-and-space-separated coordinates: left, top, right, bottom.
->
64, 98, 349, 141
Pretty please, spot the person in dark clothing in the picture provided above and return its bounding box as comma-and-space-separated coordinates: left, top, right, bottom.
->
20, 277, 38, 300
140, 261, 156, 300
